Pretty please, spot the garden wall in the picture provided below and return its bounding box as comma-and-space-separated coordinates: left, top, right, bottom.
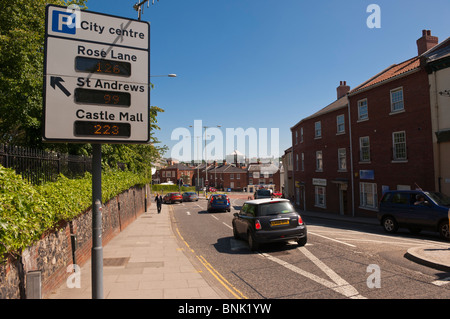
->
0, 184, 149, 299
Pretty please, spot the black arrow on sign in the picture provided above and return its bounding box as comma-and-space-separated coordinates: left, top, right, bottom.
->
50, 76, 71, 97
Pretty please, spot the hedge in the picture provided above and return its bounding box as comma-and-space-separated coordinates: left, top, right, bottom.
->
0, 165, 150, 260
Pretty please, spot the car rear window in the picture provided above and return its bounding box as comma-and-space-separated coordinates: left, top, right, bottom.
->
213, 195, 227, 200
257, 189, 271, 196
258, 201, 294, 216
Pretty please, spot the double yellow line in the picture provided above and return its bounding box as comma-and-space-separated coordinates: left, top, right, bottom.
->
175, 227, 247, 299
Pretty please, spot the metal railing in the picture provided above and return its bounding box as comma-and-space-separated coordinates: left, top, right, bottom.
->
0, 144, 92, 185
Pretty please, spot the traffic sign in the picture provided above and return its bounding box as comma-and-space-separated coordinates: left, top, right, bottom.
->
43, 5, 150, 143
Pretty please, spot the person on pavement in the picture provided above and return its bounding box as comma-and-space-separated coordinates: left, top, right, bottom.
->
155, 193, 162, 213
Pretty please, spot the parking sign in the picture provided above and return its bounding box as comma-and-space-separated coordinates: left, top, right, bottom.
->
43, 5, 150, 143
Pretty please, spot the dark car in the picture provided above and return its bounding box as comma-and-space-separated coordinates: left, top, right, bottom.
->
377, 190, 450, 240
182, 191, 199, 202
207, 194, 231, 213
232, 198, 307, 250
163, 192, 182, 204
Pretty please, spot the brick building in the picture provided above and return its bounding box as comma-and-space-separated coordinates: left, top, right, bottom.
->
290, 30, 444, 218
156, 163, 194, 185
246, 162, 281, 194
291, 82, 351, 214
348, 57, 435, 216
208, 162, 248, 191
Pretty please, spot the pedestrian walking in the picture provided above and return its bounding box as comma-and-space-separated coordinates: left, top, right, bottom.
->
155, 193, 162, 214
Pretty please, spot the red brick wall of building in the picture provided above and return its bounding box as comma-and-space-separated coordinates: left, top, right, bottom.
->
349, 69, 435, 216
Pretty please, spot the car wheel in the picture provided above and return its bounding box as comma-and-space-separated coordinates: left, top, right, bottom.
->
297, 236, 307, 247
382, 216, 398, 233
232, 222, 239, 239
438, 220, 449, 240
247, 231, 259, 251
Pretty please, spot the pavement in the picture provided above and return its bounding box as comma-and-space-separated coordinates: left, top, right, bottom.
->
47, 194, 450, 299
47, 201, 225, 299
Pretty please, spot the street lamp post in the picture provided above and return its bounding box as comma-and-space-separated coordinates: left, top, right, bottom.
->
203, 125, 221, 194
186, 134, 201, 195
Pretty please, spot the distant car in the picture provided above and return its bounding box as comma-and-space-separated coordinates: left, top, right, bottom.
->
163, 192, 182, 204
254, 189, 272, 199
207, 194, 231, 213
232, 198, 307, 250
272, 192, 282, 198
182, 192, 199, 202
377, 190, 450, 240
207, 187, 217, 192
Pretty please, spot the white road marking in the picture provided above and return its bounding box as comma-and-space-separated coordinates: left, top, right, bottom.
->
432, 277, 450, 286
309, 231, 356, 247
223, 222, 233, 230
309, 226, 449, 248
186, 211, 191, 216
260, 247, 365, 299
211, 215, 219, 220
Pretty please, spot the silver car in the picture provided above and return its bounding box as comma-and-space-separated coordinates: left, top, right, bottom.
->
182, 192, 199, 202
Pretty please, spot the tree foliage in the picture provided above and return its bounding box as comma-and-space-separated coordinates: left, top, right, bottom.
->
0, 165, 150, 260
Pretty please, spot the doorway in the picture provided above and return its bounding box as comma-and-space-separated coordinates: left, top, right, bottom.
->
339, 185, 348, 215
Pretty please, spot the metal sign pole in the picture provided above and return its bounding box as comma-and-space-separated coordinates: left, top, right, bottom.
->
91, 143, 103, 299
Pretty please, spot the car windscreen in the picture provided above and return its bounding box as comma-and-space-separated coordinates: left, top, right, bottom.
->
425, 192, 450, 207
213, 195, 227, 200
258, 201, 294, 216
257, 190, 271, 196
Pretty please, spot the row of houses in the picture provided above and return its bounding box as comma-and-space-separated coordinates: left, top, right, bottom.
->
152, 159, 282, 194
283, 30, 450, 218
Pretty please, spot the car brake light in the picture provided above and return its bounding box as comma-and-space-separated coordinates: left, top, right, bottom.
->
210, 197, 214, 203
255, 219, 262, 230
298, 215, 304, 225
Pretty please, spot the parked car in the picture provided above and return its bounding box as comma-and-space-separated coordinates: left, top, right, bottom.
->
207, 187, 217, 192
163, 192, 182, 204
377, 190, 450, 240
232, 198, 307, 250
207, 194, 231, 213
254, 188, 272, 199
182, 191, 199, 202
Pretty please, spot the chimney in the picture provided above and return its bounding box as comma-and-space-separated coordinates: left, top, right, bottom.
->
417, 30, 438, 56
336, 81, 350, 99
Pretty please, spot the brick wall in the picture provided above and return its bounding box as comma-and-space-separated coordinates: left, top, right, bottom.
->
349, 70, 435, 216
0, 184, 149, 299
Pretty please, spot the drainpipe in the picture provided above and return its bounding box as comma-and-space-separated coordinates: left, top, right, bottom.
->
433, 71, 442, 192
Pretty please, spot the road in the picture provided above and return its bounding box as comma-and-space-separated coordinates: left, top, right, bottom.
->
169, 195, 450, 299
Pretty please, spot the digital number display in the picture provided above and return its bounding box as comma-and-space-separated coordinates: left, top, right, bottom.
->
75, 88, 131, 107
74, 121, 131, 138
75, 56, 131, 77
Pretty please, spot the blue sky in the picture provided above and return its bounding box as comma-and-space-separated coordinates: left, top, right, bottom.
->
86, 0, 450, 161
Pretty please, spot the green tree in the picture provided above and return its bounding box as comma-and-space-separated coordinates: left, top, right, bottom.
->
0, 0, 87, 146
